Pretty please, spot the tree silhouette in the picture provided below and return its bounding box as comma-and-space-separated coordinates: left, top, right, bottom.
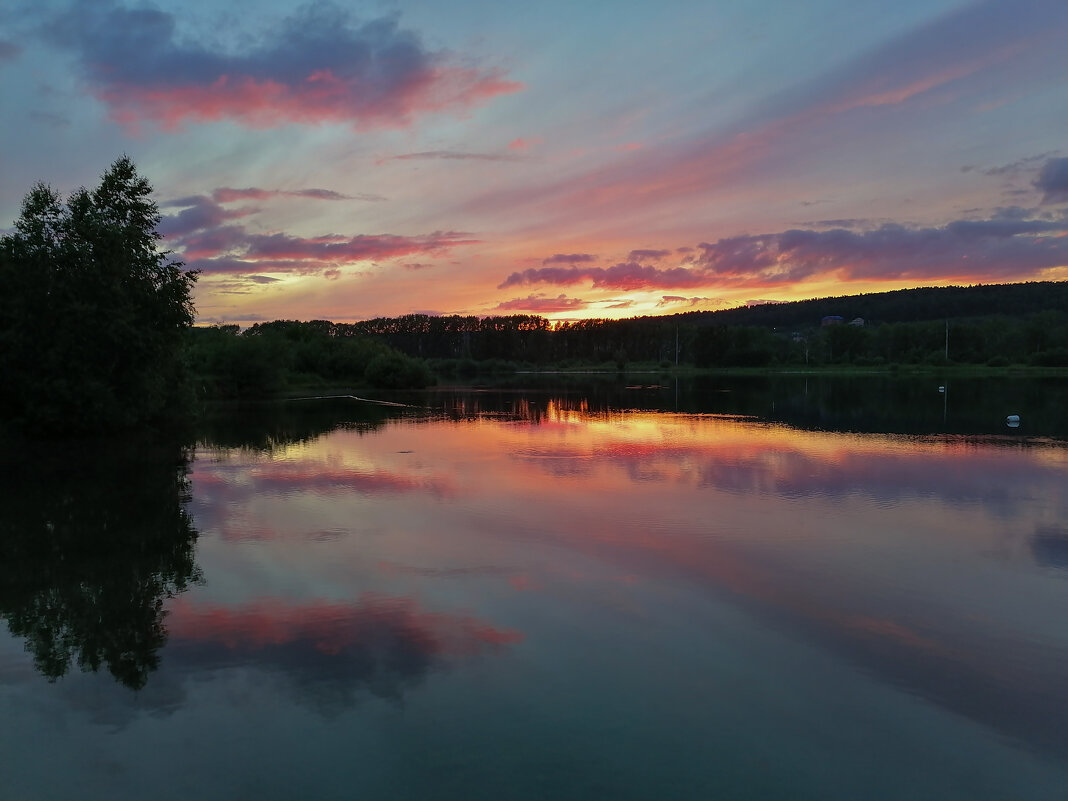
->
0, 157, 198, 433
0, 438, 200, 689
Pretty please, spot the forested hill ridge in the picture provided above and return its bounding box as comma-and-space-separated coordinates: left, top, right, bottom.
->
188, 280, 1068, 396
673, 280, 1068, 329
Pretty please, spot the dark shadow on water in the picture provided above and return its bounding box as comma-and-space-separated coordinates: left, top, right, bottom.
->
0, 436, 200, 689
195, 398, 405, 451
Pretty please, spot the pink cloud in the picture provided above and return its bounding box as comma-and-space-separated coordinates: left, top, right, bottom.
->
168, 596, 522, 654
249, 465, 454, 497
98, 69, 520, 133
656, 296, 708, 307
387, 150, 523, 162
49, 3, 522, 132
243, 231, 477, 262
499, 262, 712, 291
542, 253, 598, 265
498, 211, 1068, 291
628, 249, 671, 261
508, 137, 542, 150
174, 220, 477, 277
162, 595, 522, 701
212, 187, 382, 203
494, 294, 589, 312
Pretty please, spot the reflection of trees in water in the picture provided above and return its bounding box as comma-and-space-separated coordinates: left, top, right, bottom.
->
195, 399, 400, 451
422, 374, 1068, 436
194, 376, 1068, 439
0, 438, 200, 689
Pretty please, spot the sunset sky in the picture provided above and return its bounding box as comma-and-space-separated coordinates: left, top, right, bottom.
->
2, 0, 1067, 324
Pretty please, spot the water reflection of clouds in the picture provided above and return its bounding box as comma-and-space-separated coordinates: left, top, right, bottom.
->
248, 465, 455, 498
377, 560, 520, 579
0, 595, 522, 727
183, 412, 1068, 762
189, 454, 456, 541
513, 429, 1067, 514
472, 415, 1068, 758
529, 508, 1068, 761
163, 596, 520, 706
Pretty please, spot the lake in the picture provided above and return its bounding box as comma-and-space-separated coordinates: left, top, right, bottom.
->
2, 374, 1067, 800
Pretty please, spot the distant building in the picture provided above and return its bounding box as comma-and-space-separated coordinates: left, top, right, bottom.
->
821, 315, 844, 326
849, 317, 864, 327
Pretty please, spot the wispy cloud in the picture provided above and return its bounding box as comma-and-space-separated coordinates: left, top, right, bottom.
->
656, 295, 708, 307
161, 196, 476, 278
164, 595, 521, 705
541, 253, 597, 265
213, 187, 384, 203
189, 230, 477, 276
46, 2, 521, 132
387, 150, 524, 162
1035, 157, 1068, 204
466, 0, 1068, 227
969, 151, 1059, 177
499, 262, 712, 291
159, 195, 258, 238
493, 294, 589, 312
627, 249, 670, 261
499, 210, 1068, 290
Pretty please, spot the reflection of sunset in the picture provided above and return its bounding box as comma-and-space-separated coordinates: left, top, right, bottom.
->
156, 594, 522, 706
167, 595, 522, 655
182, 406, 1068, 756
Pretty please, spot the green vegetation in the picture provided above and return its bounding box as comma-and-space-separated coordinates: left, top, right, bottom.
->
0, 157, 197, 434
187, 282, 1068, 394
185, 319, 434, 398
244, 282, 1068, 376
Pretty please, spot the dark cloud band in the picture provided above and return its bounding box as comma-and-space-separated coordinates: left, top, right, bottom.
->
46, 2, 520, 131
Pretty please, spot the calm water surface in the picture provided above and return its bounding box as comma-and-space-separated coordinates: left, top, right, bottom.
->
2, 376, 1067, 800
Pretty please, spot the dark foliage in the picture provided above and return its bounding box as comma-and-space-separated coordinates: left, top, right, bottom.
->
0, 158, 198, 433
185, 319, 434, 395
191, 283, 1068, 382
0, 438, 200, 689
343, 281, 1068, 369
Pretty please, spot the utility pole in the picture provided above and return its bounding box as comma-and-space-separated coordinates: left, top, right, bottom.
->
945, 320, 949, 361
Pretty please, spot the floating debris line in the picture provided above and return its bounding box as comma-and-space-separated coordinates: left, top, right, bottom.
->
286, 394, 419, 408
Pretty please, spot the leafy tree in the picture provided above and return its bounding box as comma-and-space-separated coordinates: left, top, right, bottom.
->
364, 351, 435, 389
0, 157, 197, 433
0, 438, 200, 689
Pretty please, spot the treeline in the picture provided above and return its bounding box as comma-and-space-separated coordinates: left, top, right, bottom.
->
187, 314, 686, 396
186, 320, 434, 398
678, 281, 1068, 329
205, 281, 1068, 382
691, 312, 1068, 368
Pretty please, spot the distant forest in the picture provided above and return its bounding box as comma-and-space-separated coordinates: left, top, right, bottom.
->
188, 281, 1068, 395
